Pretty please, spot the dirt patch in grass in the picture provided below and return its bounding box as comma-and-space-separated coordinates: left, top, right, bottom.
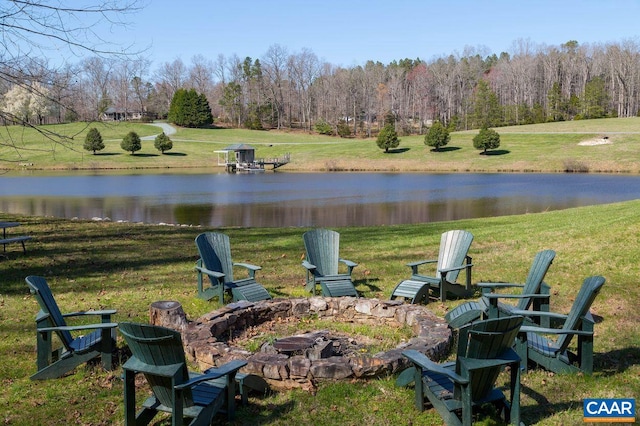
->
578, 137, 613, 146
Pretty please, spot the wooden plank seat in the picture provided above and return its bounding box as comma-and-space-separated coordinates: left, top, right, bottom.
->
514, 275, 605, 375
390, 230, 474, 304
389, 279, 432, 304
402, 315, 524, 425
25, 275, 117, 380
319, 276, 359, 297
0, 235, 32, 253
194, 232, 271, 304
302, 228, 359, 297
119, 322, 248, 425
230, 280, 272, 302
445, 249, 555, 329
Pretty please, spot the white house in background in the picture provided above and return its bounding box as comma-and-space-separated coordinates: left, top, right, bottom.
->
101, 107, 143, 121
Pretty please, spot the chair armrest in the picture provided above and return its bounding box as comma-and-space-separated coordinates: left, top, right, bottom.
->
402, 349, 468, 385
519, 325, 593, 336
477, 282, 524, 289
339, 258, 357, 268
510, 309, 568, 321
38, 322, 118, 333
177, 360, 248, 390
195, 265, 225, 280
484, 293, 539, 300
62, 309, 117, 318
301, 260, 316, 271
406, 259, 437, 267
406, 259, 437, 275
234, 262, 261, 272
439, 263, 473, 274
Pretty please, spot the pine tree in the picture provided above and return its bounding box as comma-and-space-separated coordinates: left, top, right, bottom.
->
154, 132, 173, 154
376, 124, 400, 153
424, 121, 450, 152
168, 88, 213, 128
121, 131, 141, 154
83, 127, 104, 154
473, 127, 500, 154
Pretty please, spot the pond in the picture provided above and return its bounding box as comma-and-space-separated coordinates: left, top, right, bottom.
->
0, 171, 639, 227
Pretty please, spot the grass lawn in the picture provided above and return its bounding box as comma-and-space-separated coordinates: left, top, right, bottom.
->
1, 117, 639, 425
0, 197, 639, 425
1, 117, 640, 173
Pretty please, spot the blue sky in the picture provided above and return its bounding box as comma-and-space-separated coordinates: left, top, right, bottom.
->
106, 0, 640, 69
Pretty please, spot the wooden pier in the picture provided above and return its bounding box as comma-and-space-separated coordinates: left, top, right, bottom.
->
215, 144, 290, 173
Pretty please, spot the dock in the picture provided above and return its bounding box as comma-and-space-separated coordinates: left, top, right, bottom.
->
215, 144, 290, 173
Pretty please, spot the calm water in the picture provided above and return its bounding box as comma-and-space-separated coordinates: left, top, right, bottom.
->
0, 172, 639, 227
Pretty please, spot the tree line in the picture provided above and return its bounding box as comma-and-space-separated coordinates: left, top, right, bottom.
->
3, 38, 640, 136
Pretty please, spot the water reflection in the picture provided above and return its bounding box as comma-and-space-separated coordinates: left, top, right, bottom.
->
0, 172, 638, 227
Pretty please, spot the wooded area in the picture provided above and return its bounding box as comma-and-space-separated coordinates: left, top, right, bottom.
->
4, 37, 640, 135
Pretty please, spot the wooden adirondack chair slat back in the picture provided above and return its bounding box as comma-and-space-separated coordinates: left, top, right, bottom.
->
556, 275, 605, 352
516, 249, 556, 310
119, 322, 193, 408
436, 230, 473, 282
456, 315, 524, 401
25, 275, 74, 349
304, 229, 340, 276
196, 232, 235, 282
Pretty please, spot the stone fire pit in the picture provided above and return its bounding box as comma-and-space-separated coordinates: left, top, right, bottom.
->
151, 297, 451, 391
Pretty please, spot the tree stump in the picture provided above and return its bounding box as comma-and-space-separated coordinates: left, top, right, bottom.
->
149, 300, 188, 331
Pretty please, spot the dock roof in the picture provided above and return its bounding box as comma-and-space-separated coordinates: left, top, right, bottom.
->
221, 143, 255, 151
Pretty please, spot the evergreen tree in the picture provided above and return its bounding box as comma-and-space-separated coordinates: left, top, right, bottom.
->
376, 124, 400, 153
473, 127, 500, 154
154, 132, 173, 154
337, 119, 351, 138
424, 121, 450, 151
168, 88, 213, 128
472, 80, 502, 128
83, 127, 104, 154
582, 76, 609, 119
121, 131, 141, 154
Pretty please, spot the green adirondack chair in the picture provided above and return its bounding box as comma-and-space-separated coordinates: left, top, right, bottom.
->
302, 228, 358, 297
445, 249, 555, 328
390, 230, 474, 303
194, 232, 271, 304
119, 322, 247, 425
514, 275, 605, 374
25, 275, 117, 380
402, 315, 524, 426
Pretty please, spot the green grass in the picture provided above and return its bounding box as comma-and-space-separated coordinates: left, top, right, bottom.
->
1, 117, 639, 424
2, 117, 640, 173
1, 198, 639, 424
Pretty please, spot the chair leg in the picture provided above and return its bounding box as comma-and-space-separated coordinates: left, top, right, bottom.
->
100, 327, 114, 371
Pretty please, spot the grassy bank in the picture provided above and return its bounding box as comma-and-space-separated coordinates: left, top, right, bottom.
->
2, 117, 640, 173
1, 199, 639, 424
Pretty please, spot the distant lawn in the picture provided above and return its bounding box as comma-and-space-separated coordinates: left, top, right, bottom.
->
1, 117, 640, 173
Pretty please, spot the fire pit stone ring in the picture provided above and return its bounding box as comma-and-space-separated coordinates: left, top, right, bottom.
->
155, 297, 452, 391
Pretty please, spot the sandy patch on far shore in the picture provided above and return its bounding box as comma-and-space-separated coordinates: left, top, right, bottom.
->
578, 138, 612, 146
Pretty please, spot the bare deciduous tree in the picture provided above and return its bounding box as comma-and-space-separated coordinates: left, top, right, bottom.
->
0, 0, 144, 161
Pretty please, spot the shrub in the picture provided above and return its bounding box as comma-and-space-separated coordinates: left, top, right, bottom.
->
83, 127, 104, 154
154, 132, 173, 154
563, 158, 590, 173
337, 120, 351, 138
473, 127, 500, 154
121, 131, 141, 154
424, 121, 450, 151
376, 124, 400, 153
315, 119, 333, 135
